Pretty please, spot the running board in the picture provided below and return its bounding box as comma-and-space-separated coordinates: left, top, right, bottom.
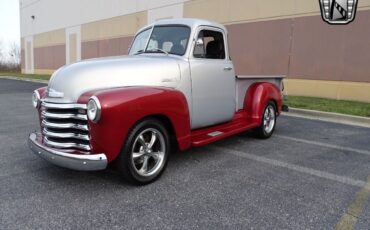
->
190, 111, 259, 147
208, 131, 223, 137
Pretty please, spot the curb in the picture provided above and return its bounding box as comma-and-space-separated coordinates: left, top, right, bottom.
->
283, 108, 370, 128
0, 76, 48, 84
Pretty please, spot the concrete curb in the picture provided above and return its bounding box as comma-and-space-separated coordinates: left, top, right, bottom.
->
284, 108, 370, 128
0, 76, 48, 84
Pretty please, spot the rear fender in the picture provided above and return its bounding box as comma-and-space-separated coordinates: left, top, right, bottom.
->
78, 87, 191, 162
244, 82, 283, 124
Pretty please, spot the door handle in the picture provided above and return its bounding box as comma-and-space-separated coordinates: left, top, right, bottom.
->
224, 67, 233, 71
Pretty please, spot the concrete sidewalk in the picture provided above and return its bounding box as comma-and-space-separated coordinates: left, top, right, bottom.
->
284, 108, 370, 128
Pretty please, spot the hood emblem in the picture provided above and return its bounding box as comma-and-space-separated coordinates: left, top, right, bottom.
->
48, 88, 64, 98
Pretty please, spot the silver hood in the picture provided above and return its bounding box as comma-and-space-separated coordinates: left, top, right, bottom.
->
46, 55, 182, 103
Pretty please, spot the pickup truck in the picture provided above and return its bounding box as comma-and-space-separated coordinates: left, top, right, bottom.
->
29, 18, 286, 185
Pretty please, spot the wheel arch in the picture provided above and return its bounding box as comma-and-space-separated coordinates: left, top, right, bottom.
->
134, 114, 179, 152
78, 86, 192, 162
244, 82, 283, 124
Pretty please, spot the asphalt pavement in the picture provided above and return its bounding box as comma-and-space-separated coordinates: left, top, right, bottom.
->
1, 78, 370, 230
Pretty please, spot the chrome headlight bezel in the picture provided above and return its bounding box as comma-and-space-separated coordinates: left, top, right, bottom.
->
32, 90, 41, 109
87, 96, 101, 123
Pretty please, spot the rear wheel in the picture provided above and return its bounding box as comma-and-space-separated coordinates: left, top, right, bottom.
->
253, 101, 277, 139
117, 118, 170, 185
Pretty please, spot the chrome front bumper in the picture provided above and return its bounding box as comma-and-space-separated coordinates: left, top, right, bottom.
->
28, 132, 108, 171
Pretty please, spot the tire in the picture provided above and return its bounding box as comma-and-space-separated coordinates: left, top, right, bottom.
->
117, 118, 170, 185
253, 101, 277, 139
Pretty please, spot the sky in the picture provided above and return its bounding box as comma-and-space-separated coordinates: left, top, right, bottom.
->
0, 0, 20, 58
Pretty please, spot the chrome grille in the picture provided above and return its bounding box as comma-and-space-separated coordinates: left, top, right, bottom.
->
41, 101, 91, 151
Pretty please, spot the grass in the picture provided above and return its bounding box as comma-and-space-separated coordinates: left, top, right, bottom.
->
0, 72, 51, 81
285, 95, 370, 118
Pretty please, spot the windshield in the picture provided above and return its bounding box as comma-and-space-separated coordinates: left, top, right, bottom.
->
129, 25, 191, 56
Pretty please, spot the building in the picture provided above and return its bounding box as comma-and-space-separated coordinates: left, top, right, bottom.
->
20, 0, 370, 102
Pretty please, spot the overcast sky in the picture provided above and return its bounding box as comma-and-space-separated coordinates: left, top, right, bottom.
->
0, 0, 20, 55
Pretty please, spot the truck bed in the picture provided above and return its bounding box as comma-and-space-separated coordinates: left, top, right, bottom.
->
235, 75, 285, 110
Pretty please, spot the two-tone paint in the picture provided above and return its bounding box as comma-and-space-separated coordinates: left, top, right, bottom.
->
29, 18, 285, 172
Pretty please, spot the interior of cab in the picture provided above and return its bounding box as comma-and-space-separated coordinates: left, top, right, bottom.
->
194, 30, 226, 59
147, 26, 191, 56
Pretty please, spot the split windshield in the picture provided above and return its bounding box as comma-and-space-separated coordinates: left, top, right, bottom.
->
129, 25, 191, 56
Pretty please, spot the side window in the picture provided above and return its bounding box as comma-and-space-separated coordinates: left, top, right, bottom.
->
193, 30, 225, 59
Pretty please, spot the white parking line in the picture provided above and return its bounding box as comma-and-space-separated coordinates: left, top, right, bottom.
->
209, 146, 369, 189
276, 135, 370, 156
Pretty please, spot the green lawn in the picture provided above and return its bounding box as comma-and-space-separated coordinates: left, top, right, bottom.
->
0, 72, 51, 81
285, 96, 370, 118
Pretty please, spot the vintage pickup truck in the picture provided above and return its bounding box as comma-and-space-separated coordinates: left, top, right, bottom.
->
29, 18, 286, 184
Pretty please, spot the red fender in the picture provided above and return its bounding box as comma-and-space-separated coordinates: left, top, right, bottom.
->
244, 82, 283, 125
78, 87, 191, 162
35, 87, 48, 99
35, 87, 48, 125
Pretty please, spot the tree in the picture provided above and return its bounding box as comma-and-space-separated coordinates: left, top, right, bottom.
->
0, 40, 3, 62
9, 42, 21, 68
0, 40, 5, 71
0, 41, 21, 71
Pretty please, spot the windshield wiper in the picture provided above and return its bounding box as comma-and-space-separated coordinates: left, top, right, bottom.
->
134, 49, 144, 55
145, 48, 169, 55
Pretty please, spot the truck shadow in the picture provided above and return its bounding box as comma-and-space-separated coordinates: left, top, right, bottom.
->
34, 131, 258, 188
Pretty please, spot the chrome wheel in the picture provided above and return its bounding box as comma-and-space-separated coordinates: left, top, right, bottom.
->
131, 128, 166, 177
263, 104, 276, 134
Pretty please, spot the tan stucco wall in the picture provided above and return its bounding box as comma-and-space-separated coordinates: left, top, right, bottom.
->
285, 79, 370, 102
22, 0, 370, 102
184, 0, 370, 24
33, 29, 65, 48
81, 11, 147, 42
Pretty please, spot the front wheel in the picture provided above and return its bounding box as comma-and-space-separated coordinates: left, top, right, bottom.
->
253, 101, 277, 139
117, 118, 170, 185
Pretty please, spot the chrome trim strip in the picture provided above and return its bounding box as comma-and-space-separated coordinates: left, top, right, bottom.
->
42, 102, 87, 110
33, 90, 41, 109
43, 128, 90, 141
44, 136, 91, 151
42, 120, 88, 131
28, 132, 107, 171
42, 111, 88, 121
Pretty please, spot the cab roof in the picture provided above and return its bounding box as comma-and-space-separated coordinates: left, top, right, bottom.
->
137, 18, 227, 35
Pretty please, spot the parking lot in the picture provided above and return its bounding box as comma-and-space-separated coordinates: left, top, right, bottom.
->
1, 78, 370, 230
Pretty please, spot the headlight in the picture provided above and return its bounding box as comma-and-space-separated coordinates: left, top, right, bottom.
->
32, 91, 40, 108
87, 96, 101, 123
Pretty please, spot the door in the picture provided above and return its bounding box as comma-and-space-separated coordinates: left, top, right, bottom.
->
189, 27, 236, 129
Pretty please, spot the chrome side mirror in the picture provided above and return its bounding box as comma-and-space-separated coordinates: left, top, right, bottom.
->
195, 38, 204, 47
194, 38, 205, 58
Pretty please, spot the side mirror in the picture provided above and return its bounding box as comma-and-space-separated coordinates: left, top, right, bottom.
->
195, 38, 204, 47
193, 38, 205, 58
